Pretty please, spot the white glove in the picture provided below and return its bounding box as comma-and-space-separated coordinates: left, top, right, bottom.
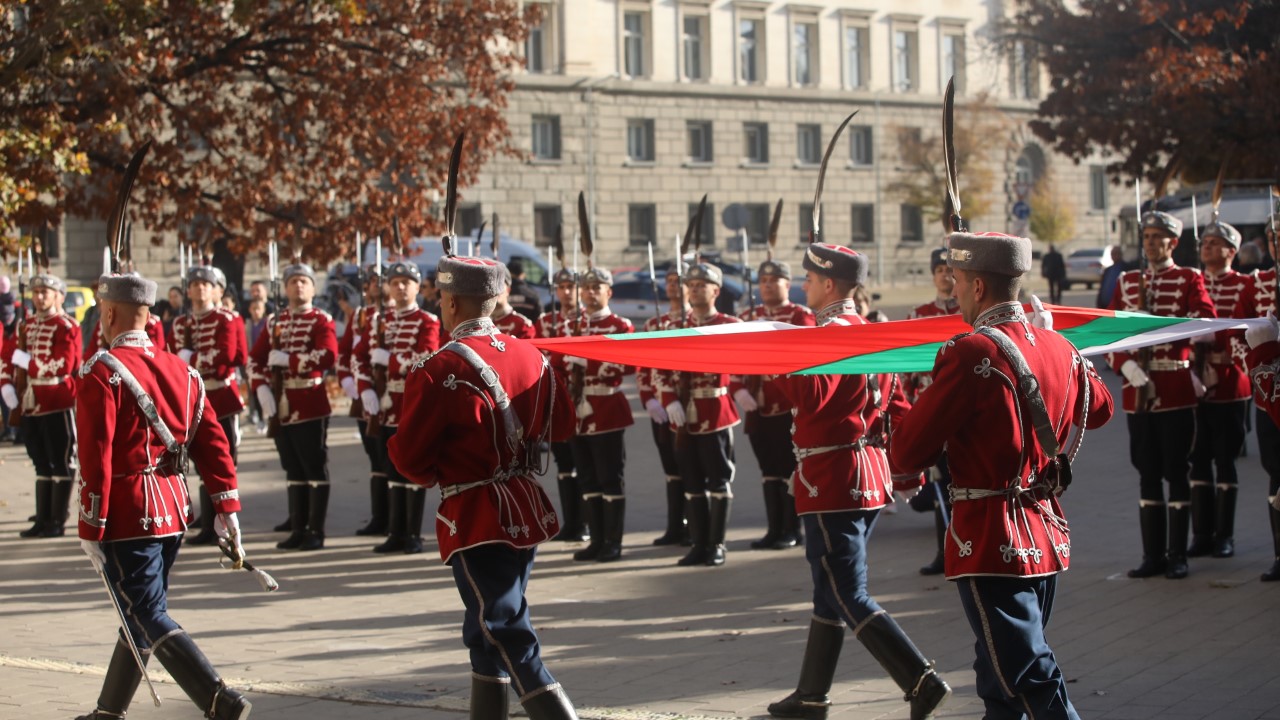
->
267, 349, 291, 368
734, 387, 759, 412
1246, 313, 1280, 349
178, 348, 195, 364
665, 400, 686, 427
256, 385, 277, 418
361, 389, 380, 414
215, 512, 245, 569
370, 348, 391, 367
644, 397, 668, 424
340, 376, 358, 399
1190, 372, 1206, 398
81, 539, 106, 574
1, 383, 17, 409
566, 355, 588, 368
1120, 359, 1150, 388
1029, 295, 1054, 331
10, 348, 30, 371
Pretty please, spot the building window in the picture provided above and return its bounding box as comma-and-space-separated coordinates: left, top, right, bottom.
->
849, 126, 873, 167
525, 2, 558, 74
745, 203, 771, 245
688, 202, 718, 247
892, 27, 918, 93
531, 115, 561, 160
900, 204, 923, 244
1011, 40, 1039, 100
798, 203, 817, 244
843, 20, 869, 89
623, 10, 650, 78
1090, 165, 1108, 212
627, 119, 656, 163
628, 204, 657, 247
796, 124, 822, 165
941, 28, 966, 93
744, 122, 769, 165
533, 204, 562, 247
850, 204, 873, 243
687, 120, 713, 163
458, 204, 483, 239
792, 19, 818, 87
739, 17, 764, 84
682, 14, 708, 81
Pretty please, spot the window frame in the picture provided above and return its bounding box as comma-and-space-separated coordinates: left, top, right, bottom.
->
850, 203, 874, 244
533, 204, 563, 248
523, 0, 561, 74
735, 2, 769, 85
939, 21, 967, 94
743, 121, 770, 166
900, 203, 924, 245
840, 10, 871, 91
848, 125, 873, 168
686, 120, 714, 165
626, 118, 656, 164
1089, 165, 1108, 212
628, 203, 658, 247
788, 6, 821, 88
530, 114, 562, 161
796, 123, 822, 166
621, 5, 652, 79
890, 15, 920, 94
678, 6, 711, 82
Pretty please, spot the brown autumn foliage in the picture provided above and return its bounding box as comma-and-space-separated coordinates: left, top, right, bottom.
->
1011, 0, 1280, 185
0, 0, 537, 263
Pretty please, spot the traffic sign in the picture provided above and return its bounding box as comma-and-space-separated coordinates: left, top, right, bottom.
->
722, 203, 749, 231
1011, 200, 1031, 221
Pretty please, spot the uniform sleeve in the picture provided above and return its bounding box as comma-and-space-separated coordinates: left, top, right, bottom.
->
337, 314, 355, 382
387, 363, 450, 488
1247, 341, 1280, 426
352, 328, 374, 393
1075, 356, 1114, 431
233, 315, 246, 366
549, 363, 576, 443
188, 381, 240, 513
889, 339, 979, 475
76, 370, 118, 541
247, 316, 273, 389
1187, 273, 1217, 319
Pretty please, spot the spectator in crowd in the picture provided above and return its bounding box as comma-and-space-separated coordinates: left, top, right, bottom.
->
1097, 245, 1130, 309
1041, 244, 1066, 304
244, 279, 276, 316
506, 258, 543, 320
245, 298, 268, 431
420, 273, 441, 317
0, 275, 14, 441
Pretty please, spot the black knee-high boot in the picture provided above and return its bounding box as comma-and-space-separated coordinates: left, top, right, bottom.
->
1212, 484, 1237, 558
678, 494, 710, 566
751, 480, 782, 549
403, 486, 427, 555
470, 675, 509, 720
355, 473, 390, 536
19, 477, 51, 538
152, 631, 251, 720
767, 619, 844, 719
1261, 504, 1280, 582
573, 496, 605, 561
706, 494, 732, 567
1166, 502, 1191, 579
75, 636, 149, 720
652, 478, 687, 546
1128, 502, 1167, 578
373, 483, 408, 553
275, 483, 309, 550
299, 482, 329, 551
597, 497, 625, 562
856, 613, 951, 720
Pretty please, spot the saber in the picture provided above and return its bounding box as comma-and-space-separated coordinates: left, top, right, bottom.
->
811, 110, 860, 243
647, 242, 660, 323
97, 569, 162, 707
216, 538, 280, 592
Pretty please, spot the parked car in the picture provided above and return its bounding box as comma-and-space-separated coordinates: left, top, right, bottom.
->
609, 271, 744, 323
369, 232, 554, 309
63, 285, 95, 323
1064, 246, 1116, 290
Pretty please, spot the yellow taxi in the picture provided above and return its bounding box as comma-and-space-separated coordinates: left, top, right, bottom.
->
62, 285, 96, 323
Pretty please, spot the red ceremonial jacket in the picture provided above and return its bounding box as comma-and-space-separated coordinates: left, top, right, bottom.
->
387, 318, 575, 563
781, 301, 908, 513
1248, 340, 1280, 426
739, 302, 816, 418
170, 307, 245, 418
535, 307, 579, 341
1107, 262, 1216, 412
352, 305, 442, 428
905, 297, 961, 401
890, 302, 1115, 579
670, 311, 745, 435
76, 332, 240, 543
1234, 269, 1278, 378
338, 305, 380, 386
565, 309, 634, 435
637, 309, 686, 411
247, 304, 337, 424
0, 310, 81, 415
1200, 270, 1253, 403
90, 314, 167, 352
493, 307, 536, 340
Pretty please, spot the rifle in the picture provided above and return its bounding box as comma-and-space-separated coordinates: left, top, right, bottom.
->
571, 192, 594, 410
367, 235, 386, 436
1134, 180, 1155, 413
646, 241, 661, 325
674, 195, 706, 443
266, 240, 284, 437
743, 198, 783, 435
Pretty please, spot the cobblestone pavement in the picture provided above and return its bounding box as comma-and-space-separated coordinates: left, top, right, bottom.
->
3, 327, 1280, 719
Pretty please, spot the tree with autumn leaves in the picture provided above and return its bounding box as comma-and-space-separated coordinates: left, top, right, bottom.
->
1011, 0, 1280, 185
0, 0, 536, 263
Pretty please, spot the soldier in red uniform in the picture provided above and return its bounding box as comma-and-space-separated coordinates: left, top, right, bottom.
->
248, 263, 337, 551
665, 263, 750, 567
536, 269, 588, 542
493, 264, 537, 339
1240, 218, 1280, 580
740, 259, 815, 550
339, 266, 392, 537
892, 231, 1114, 720
905, 247, 960, 575
388, 254, 578, 720
1108, 211, 1216, 579
1, 273, 82, 538
638, 267, 691, 546
767, 244, 949, 720
1189, 221, 1253, 558
88, 310, 167, 351
353, 260, 442, 554
75, 272, 250, 720
561, 267, 634, 562
170, 266, 247, 546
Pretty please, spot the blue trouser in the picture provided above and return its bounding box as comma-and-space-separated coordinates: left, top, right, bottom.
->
102, 537, 183, 650
451, 544, 557, 700
804, 510, 884, 627
956, 575, 1079, 720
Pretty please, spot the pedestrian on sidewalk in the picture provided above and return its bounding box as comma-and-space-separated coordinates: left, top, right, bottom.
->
1041, 244, 1066, 304
389, 253, 580, 719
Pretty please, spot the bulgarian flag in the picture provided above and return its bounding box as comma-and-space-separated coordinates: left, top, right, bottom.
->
531, 305, 1267, 375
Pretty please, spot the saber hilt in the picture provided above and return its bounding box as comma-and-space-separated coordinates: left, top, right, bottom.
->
217, 538, 280, 593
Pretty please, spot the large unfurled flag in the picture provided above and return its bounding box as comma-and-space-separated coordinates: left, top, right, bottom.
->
532, 305, 1267, 375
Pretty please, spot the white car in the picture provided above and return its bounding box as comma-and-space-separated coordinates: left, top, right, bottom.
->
1064, 246, 1115, 290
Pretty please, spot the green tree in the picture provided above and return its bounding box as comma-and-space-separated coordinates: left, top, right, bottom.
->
0, 0, 536, 261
